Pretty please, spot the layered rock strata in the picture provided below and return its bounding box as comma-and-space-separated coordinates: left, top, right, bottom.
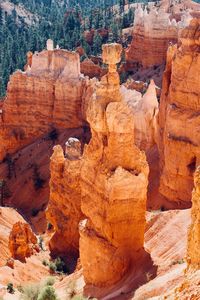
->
79, 43, 149, 287
46, 139, 84, 259
125, 2, 197, 68
0, 42, 86, 160
9, 221, 38, 262
158, 19, 200, 207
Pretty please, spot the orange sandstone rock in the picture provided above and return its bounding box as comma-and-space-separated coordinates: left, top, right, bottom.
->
158, 19, 200, 207
125, 2, 196, 69
80, 59, 102, 79
9, 221, 38, 262
121, 79, 159, 151
187, 166, 200, 269
0, 208, 50, 287
79, 43, 149, 287
0, 47, 86, 160
46, 140, 84, 260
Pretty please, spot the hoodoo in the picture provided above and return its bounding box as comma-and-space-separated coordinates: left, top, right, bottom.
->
1, 0, 200, 297
46, 139, 84, 260
79, 43, 149, 287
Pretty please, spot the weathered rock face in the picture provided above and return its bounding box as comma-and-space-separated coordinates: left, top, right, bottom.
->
79, 43, 149, 287
187, 166, 200, 269
0, 46, 86, 160
125, 1, 197, 69
80, 59, 102, 79
121, 79, 159, 152
158, 19, 200, 207
0, 207, 50, 287
46, 141, 84, 260
9, 221, 38, 262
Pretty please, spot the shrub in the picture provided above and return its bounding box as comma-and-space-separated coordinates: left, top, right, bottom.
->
42, 259, 48, 266
49, 262, 56, 273
32, 164, 45, 190
54, 257, 68, 274
34, 177, 45, 190
37, 285, 57, 300
43, 277, 55, 286
120, 71, 129, 84
7, 282, 15, 294
48, 128, 58, 142
38, 236, 44, 250
66, 282, 76, 299
31, 208, 40, 217
48, 257, 68, 274
47, 222, 53, 230
20, 283, 40, 300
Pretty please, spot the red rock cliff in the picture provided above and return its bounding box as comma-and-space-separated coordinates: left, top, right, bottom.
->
158, 18, 200, 207
0, 43, 87, 160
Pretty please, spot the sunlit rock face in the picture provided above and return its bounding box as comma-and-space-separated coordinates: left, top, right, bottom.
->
187, 166, 200, 269
9, 221, 38, 262
46, 42, 159, 287
46, 141, 84, 260
125, 1, 198, 69
79, 43, 149, 287
158, 18, 200, 207
0, 47, 87, 160
121, 79, 158, 152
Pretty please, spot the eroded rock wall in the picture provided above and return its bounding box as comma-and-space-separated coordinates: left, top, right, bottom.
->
125, 1, 198, 69
158, 19, 200, 207
0, 47, 86, 160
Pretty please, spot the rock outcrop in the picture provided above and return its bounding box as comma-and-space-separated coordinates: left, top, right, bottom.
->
121, 79, 159, 152
46, 140, 84, 260
0, 42, 87, 160
80, 59, 102, 79
125, 1, 198, 69
0, 207, 50, 286
0, 208, 25, 266
79, 43, 149, 287
9, 221, 38, 262
158, 18, 200, 207
187, 166, 200, 269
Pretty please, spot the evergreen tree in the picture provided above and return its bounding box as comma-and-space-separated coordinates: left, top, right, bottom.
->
0, 0, 153, 97
93, 32, 103, 55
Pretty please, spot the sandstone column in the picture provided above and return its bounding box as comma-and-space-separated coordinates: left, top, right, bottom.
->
46, 140, 84, 260
79, 43, 149, 287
